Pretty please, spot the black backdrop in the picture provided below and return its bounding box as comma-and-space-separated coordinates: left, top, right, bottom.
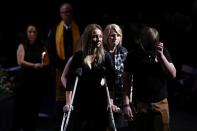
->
0, 0, 195, 67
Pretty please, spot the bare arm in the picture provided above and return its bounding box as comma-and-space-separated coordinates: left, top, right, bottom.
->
61, 56, 73, 88
156, 42, 176, 78
62, 56, 73, 112
17, 44, 45, 69
17, 44, 36, 68
159, 54, 176, 78
63, 91, 73, 112
65, 91, 72, 105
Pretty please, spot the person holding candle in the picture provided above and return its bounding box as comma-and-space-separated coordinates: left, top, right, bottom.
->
14, 24, 49, 131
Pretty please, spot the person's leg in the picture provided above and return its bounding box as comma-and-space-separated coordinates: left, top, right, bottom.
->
136, 102, 153, 131
151, 98, 170, 131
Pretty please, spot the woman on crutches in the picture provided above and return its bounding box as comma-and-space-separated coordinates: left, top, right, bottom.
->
62, 24, 116, 131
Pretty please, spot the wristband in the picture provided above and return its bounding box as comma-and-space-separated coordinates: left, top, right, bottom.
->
123, 104, 130, 108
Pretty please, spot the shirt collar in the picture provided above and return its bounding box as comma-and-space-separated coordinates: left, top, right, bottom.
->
64, 24, 71, 30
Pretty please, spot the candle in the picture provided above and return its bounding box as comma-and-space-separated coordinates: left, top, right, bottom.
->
41, 51, 46, 63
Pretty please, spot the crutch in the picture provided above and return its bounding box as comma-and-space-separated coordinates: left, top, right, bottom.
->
61, 68, 82, 131
103, 77, 117, 131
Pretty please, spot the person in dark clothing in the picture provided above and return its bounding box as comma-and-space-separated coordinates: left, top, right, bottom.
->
47, 3, 81, 128
14, 24, 49, 131
123, 26, 176, 131
62, 24, 115, 131
103, 24, 128, 130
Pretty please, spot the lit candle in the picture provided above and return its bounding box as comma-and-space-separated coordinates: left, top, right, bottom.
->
41, 51, 46, 63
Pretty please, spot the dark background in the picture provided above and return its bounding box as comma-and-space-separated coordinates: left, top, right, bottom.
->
0, 1, 197, 130
0, 0, 196, 68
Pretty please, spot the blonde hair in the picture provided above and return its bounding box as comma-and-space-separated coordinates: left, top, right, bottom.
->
103, 24, 123, 50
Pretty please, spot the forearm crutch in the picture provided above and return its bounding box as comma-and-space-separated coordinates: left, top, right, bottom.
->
103, 78, 117, 131
61, 68, 82, 131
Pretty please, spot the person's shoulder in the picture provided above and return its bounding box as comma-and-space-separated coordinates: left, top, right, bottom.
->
119, 46, 128, 54
74, 50, 82, 55
104, 51, 113, 62
17, 43, 24, 49
73, 50, 82, 60
120, 46, 127, 51
126, 48, 141, 59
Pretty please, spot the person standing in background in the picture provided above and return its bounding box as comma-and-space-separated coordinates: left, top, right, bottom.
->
14, 24, 49, 131
47, 2, 81, 129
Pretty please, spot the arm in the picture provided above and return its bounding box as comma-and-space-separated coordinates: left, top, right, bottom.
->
63, 55, 78, 112
62, 53, 78, 112
63, 56, 73, 112
123, 72, 133, 104
160, 55, 176, 78
156, 42, 176, 78
122, 71, 134, 120
16, 44, 43, 69
61, 56, 73, 88
63, 91, 73, 112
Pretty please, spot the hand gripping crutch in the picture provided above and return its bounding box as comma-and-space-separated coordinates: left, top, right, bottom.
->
103, 78, 117, 131
61, 68, 82, 131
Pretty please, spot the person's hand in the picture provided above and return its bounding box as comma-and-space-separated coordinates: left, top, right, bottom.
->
63, 104, 73, 112
155, 42, 164, 58
34, 63, 43, 69
123, 104, 134, 121
100, 78, 105, 86
111, 104, 121, 113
